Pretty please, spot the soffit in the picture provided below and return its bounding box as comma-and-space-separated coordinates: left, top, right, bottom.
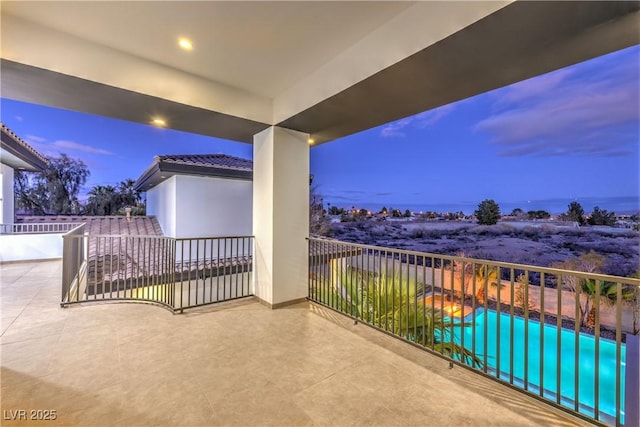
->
1, 1, 412, 99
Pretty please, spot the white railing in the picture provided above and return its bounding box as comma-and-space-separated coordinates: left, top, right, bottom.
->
0, 223, 84, 234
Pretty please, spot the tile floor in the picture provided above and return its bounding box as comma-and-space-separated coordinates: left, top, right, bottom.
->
1, 260, 589, 426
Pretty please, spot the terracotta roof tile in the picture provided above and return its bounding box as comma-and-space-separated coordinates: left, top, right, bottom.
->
16, 216, 163, 236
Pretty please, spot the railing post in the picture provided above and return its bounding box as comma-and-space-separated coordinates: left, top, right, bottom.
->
61, 232, 70, 306
625, 334, 639, 427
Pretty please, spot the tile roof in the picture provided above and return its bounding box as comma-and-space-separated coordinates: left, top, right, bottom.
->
1, 122, 49, 170
16, 216, 164, 236
158, 154, 252, 171
134, 153, 253, 191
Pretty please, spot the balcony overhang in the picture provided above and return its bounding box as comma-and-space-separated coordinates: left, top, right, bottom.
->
1, 1, 638, 145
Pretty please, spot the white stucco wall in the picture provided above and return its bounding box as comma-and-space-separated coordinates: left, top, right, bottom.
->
146, 174, 252, 243
174, 175, 252, 239
146, 176, 177, 237
1, 163, 15, 224
0, 233, 63, 262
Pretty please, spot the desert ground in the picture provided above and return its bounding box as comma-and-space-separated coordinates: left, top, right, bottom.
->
331, 219, 639, 278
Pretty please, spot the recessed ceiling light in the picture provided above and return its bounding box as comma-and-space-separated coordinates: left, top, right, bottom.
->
178, 38, 193, 51
152, 118, 166, 127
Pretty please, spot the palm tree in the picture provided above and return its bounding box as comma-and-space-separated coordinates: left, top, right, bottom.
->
475, 265, 502, 304
581, 279, 633, 329
320, 261, 481, 367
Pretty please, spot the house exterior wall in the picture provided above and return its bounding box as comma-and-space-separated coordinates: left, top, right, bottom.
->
1, 163, 15, 224
174, 175, 252, 238
0, 233, 63, 262
146, 174, 252, 240
146, 176, 177, 237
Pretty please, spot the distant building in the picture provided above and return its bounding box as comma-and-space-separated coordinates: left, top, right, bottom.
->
0, 123, 48, 224
134, 154, 252, 238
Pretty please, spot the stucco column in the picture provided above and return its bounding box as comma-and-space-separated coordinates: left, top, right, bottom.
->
252, 126, 309, 307
1, 163, 15, 225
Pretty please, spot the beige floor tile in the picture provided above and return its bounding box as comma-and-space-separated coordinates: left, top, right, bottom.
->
1, 260, 587, 427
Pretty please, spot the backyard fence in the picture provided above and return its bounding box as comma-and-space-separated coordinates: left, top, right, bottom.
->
308, 237, 640, 427
61, 231, 253, 312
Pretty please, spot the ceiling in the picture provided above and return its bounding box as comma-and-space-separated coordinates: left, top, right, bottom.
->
1, 1, 638, 145
1, 1, 412, 99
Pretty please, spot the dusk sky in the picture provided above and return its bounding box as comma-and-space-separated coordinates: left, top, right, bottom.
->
1, 45, 638, 214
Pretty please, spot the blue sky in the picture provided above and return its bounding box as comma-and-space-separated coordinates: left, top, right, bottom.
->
1, 45, 638, 213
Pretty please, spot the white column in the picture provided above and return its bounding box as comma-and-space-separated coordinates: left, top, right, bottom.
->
0, 164, 15, 225
253, 126, 309, 307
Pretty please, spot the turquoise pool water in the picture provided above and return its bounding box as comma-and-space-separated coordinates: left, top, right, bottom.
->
451, 310, 625, 422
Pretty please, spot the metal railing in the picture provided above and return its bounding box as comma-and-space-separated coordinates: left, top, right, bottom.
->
61, 232, 253, 312
61, 224, 87, 303
1, 222, 83, 234
308, 237, 640, 427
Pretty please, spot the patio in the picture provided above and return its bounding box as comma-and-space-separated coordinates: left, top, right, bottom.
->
1, 260, 588, 426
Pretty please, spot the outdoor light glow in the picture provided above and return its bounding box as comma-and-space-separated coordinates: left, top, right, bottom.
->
152, 118, 166, 126
178, 38, 193, 51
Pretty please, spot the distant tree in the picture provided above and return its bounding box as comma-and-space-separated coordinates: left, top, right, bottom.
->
328, 206, 343, 215
527, 210, 550, 220
84, 179, 145, 216
309, 182, 332, 236
116, 178, 143, 210
391, 209, 402, 218
510, 208, 525, 218
380, 206, 388, 215
475, 199, 501, 225
85, 185, 119, 215
14, 154, 89, 215
587, 206, 616, 226
357, 208, 369, 219
565, 201, 585, 225
404, 209, 412, 218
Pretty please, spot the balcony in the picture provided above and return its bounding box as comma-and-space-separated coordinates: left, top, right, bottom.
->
1, 259, 590, 426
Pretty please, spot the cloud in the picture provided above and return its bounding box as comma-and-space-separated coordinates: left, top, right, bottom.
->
413, 104, 456, 129
380, 117, 413, 138
475, 46, 639, 157
380, 104, 456, 137
51, 140, 114, 155
14, 116, 23, 122
25, 134, 46, 143
21, 135, 115, 157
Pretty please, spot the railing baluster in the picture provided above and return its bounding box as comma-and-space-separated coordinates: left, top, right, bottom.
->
540, 271, 546, 398
615, 281, 622, 427
509, 268, 515, 385
557, 273, 562, 406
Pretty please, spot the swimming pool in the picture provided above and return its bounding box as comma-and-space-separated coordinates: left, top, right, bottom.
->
451, 309, 625, 422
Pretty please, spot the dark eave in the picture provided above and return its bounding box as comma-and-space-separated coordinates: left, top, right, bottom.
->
0, 60, 271, 144
134, 158, 252, 192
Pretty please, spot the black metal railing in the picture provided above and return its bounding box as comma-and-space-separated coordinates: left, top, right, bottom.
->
308, 237, 639, 427
61, 231, 253, 312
